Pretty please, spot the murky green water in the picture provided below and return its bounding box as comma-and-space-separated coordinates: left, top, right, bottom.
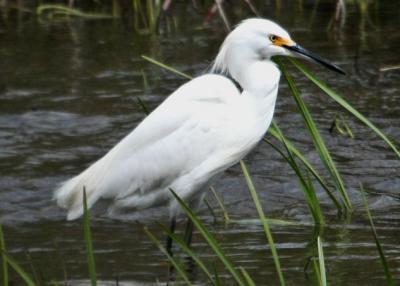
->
1, 1, 399, 285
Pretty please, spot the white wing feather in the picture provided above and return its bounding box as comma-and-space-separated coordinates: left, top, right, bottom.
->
54, 74, 262, 220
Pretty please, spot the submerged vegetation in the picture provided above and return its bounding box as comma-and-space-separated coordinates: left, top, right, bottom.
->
0, 0, 399, 285
0, 0, 386, 38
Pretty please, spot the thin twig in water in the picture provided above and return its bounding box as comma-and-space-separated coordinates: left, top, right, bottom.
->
243, 0, 260, 17
214, 0, 231, 32
379, 65, 400, 72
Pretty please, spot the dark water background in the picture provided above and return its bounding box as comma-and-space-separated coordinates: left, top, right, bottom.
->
0, 0, 399, 285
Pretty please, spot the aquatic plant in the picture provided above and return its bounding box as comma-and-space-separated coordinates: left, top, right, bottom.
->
361, 185, 395, 286
240, 161, 286, 285
83, 188, 97, 286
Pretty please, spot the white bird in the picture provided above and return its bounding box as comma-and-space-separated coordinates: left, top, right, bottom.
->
55, 18, 343, 223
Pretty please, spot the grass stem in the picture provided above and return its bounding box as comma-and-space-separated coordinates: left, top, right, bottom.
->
240, 160, 286, 286
276, 58, 352, 211
0, 224, 8, 286
143, 226, 192, 285
317, 236, 327, 286
289, 58, 400, 159
360, 185, 395, 285
170, 190, 247, 285
83, 188, 97, 286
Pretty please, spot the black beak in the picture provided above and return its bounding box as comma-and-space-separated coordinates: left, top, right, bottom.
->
283, 44, 346, 75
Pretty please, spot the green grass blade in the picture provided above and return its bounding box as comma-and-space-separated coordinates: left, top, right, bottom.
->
136, 96, 150, 115
214, 265, 221, 286
25, 251, 41, 285
83, 188, 97, 286
143, 226, 192, 285
0, 224, 8, 286
239, 160, 286, 286
239, 267, 256, 286
141, 70, 149, 90
268, 123, 324, 225
317, 236, 327, 286
361, 186, 395, 285
141, 55, 193, 80
158, 223, 216, 285
266, 138, 321, 222
210, 186, 230, 223
276, 59, 352, 211
312, 258, 323, 286
170, 190, 246, 286
204, 198, 218, 223
301, 176, 324, 225
339, 115, 354, 138
289, 58, 400, 159
3, 253, 36, 286
267, 124, 342, 211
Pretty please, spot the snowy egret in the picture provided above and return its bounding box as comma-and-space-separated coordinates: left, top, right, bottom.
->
55, 19, 343, 226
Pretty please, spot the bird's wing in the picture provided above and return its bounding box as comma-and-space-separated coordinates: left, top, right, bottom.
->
55, 74, 243, 220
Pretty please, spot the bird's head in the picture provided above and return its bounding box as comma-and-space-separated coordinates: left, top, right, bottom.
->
212, 18, 345, 81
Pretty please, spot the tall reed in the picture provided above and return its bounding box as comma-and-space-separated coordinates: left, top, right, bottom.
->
360, 185, 395, 286
288, 58, 400, 159
316, 236, 327, 286
266, 126, 341, 211
143, 226, 192, 285
276, 58, 352, 211
169, 190, 248, 285
83, 188, 97, 286
240, 161, 286, 286
268, 122, 325, 225
0, 224, 7, 286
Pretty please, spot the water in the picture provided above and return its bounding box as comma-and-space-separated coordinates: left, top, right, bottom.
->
1, 0, 399, 285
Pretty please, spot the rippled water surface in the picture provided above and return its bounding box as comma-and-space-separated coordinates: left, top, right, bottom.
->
1, 0, 399, 285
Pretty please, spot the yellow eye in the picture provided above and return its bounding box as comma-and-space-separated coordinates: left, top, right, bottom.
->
269, 35, 278, 42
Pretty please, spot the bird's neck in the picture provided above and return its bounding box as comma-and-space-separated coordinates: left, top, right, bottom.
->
236, 60, 281, 98
236, 61, 280, 126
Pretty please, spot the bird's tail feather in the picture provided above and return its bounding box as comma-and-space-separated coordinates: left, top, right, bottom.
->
54, 169, 100, 220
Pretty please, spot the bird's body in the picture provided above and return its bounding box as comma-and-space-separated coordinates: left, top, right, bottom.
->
56, 68, 279, 220
55, 18, 343, 220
